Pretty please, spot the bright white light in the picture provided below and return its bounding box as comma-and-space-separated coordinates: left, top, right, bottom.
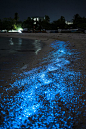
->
34, 22, 36, 24
18, 28, 23, 33
37, 18, 39, 21
8, 30, 18, 32
34, 18, 36, 21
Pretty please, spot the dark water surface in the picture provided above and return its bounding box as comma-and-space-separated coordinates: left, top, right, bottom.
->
0, 37, 43, 56
0, 39, 86, 128
0, 37, 43, 85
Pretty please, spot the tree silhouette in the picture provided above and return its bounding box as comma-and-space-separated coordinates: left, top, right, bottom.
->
22, 17, 34, 30
2, 17, 14, 31
41, 15, 50, 30
44, 15, 50, 23
73, 14, 86, 29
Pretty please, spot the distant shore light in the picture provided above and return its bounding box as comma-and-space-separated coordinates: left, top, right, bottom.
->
18, 28, 23, 33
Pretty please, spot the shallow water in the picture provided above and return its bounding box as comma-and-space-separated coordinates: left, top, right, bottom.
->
0, 40, 86, 128
0, 37, 43, 56
0, 37, 43, 85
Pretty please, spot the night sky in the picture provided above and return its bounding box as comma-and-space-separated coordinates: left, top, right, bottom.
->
0, 0, 86, 22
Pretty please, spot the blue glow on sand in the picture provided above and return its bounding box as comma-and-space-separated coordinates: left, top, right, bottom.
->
0, 40, 86, 128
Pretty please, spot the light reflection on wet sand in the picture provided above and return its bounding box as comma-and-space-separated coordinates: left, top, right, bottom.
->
0, 40, 86, 128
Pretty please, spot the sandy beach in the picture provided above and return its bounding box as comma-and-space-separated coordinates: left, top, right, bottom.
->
0, 32, 86, 51
0, 33, 86, 75
0, 33, 86, 128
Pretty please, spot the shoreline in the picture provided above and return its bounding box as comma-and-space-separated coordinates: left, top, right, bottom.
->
0, 32, 86, 49
0, 33, 86, 65
0, 33, 86, 85
0, 33, 86, 69
0, 33, 86, 128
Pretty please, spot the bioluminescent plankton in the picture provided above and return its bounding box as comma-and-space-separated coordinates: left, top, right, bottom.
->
0, 40, 86, 129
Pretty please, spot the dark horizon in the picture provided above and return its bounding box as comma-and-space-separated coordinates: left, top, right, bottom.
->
0, 0, 86, 22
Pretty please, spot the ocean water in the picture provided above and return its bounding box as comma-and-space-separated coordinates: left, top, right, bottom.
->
0, 37, 43, 57
0, 40, 86, 128
0, 37, 43, 86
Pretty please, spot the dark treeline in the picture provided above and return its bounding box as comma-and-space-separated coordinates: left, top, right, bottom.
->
0, 13, 86, 31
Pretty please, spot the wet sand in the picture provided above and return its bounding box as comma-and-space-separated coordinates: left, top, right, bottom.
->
0, 33, 86, 77
0, 33, 86, 128
0, 33, 86, 64
0, 32, 86, 52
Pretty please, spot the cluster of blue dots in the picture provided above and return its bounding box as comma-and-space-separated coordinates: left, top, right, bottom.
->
0, 40, 86, 128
